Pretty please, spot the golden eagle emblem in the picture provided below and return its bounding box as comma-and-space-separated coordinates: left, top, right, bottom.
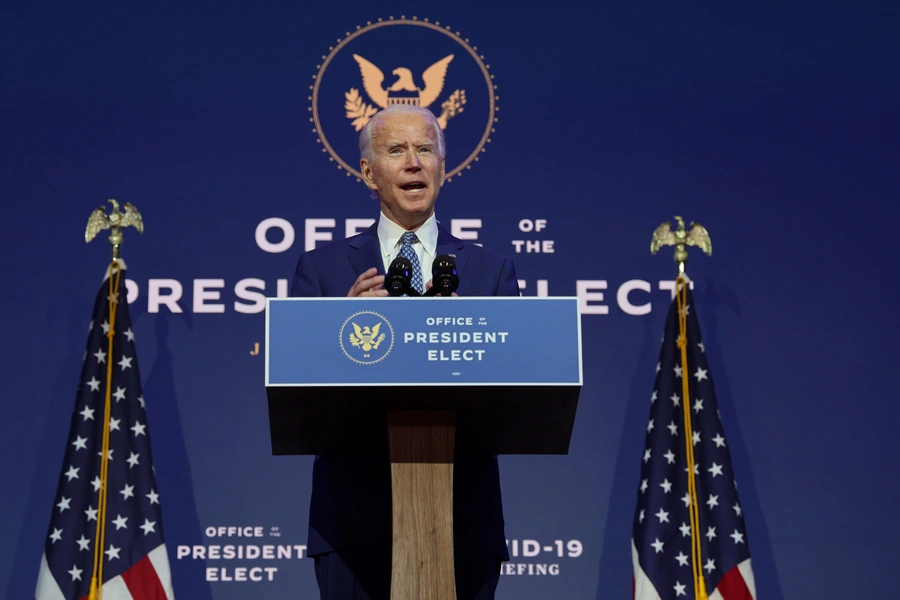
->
85, 199, 144, 258
650, 216, 712, 274
345, 54, 466, 131
85, 199, 144, 242
349, 322, 386, 352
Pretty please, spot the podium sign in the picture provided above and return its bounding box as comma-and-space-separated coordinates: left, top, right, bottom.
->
266, 297, 582, 386
265, 297, 583, 456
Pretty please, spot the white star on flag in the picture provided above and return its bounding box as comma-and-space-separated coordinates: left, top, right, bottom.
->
140, 519, 157, 535
105, 545, 121, 560
131, 420, 147, 436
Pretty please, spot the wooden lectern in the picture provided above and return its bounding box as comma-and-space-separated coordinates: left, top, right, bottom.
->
265, 297, 582, 599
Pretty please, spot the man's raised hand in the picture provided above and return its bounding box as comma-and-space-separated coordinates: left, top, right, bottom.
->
348, 268, 388, 297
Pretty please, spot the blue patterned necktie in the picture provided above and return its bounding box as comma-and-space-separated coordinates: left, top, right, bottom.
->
399, 231, 424, 295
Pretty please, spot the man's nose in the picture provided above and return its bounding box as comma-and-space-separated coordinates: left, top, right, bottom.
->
404, 152, 422, 170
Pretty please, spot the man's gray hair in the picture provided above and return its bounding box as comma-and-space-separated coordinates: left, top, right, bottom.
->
358, 105, 446, 162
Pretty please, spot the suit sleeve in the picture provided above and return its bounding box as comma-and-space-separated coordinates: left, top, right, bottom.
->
495, 256, 520, 297
290, 251, 323, 298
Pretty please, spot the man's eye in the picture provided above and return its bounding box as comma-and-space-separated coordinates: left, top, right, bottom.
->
389, 148, 402, 154
419, 147, 433, 154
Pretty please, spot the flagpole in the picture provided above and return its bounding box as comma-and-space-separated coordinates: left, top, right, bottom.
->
634, 217, 755, 600
84, 200, 144, 600
652, 217, 713, 600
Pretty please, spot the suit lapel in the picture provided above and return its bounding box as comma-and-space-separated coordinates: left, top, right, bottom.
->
350, 222, 467, 281
348, 224, 385, 276
436, 224, 469, 282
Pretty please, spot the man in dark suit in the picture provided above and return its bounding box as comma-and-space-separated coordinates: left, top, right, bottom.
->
290, 104, 518, 600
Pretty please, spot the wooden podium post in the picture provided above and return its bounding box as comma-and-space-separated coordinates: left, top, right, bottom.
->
388, 410, 457, 600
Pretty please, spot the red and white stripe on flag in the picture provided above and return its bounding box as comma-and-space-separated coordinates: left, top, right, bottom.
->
36, 544, 174, 600
632, 540, 756, 600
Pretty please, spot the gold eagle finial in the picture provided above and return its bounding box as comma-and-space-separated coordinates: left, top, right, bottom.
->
650, 216, 712, 274
85, 199, 144, 259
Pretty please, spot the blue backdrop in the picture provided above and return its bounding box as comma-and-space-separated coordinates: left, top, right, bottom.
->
2, 2, 899, 598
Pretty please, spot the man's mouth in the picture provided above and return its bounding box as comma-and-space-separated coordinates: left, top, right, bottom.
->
400, 182, 426, 191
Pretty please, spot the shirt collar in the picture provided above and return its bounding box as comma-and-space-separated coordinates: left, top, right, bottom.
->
377, 212, 438, 259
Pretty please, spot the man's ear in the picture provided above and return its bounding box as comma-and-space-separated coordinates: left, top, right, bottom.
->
360, 158, 378, 191
439, 158, 446, 187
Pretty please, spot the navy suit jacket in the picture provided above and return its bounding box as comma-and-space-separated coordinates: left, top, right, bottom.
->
290, 223, 518, 560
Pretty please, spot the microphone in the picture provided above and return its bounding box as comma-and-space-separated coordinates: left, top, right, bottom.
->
385, 256, 419, 296
424, 254, 459, 296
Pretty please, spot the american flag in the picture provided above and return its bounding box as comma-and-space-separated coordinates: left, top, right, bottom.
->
36, 263, 174, 600
632, 283, 755, 599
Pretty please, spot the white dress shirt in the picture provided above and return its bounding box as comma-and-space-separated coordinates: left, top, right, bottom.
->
377, 212, 438, 283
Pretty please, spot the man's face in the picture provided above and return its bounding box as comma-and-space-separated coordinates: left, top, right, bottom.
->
360, 112, 445, 230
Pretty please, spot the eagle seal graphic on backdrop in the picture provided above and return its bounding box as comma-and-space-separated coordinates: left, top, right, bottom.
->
349, 322, 386, 352
345, 54, 467, 131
